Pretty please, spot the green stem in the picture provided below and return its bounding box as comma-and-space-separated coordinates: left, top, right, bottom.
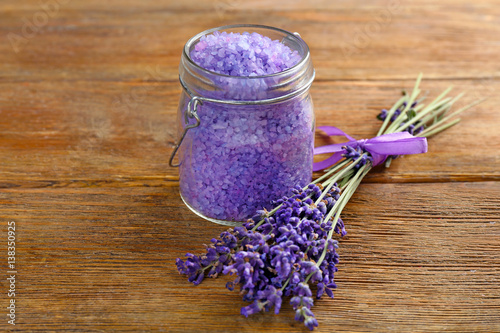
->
323, 163, 370, 225
321, 165, 369, 251
418, 118, 461, 138
315, 154, 368, 205
395, 97, 453, 133
305, 164, 371, 283
411, 104, 451, 129
311, 159, 350, 186
281, 275, 292, 290
422, 85, 454, 111
384, 74, 423, 133
320, 154, 366, 188
417, 98, 485, 137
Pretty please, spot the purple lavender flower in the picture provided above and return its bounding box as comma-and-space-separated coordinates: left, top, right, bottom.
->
303, 310, 319, 331
342, 146, 373, 169
177, 183, 344, 330
295, 306, 318, 331
175, 254, 205, 285
391, 109, 401, 122
377, 108, 388, 121
241, 301, 263, 317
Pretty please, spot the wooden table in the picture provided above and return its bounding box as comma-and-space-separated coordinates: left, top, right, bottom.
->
1, 0, 499, 331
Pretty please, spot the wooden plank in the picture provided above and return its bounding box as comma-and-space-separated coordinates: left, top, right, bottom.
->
0, 1, 499, 81
1, 182, 498, 331
0, 79, 498, 187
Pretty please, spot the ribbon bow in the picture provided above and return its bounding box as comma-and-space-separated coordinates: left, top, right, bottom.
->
313, 126, 428, 171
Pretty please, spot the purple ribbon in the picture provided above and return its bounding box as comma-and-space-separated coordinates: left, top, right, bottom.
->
313, 126, 428, 171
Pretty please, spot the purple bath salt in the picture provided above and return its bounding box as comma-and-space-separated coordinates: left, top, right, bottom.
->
190, 32, 302, 76
178, 30, 314, 223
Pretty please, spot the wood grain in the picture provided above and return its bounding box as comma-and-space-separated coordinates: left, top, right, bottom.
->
1, 183, 499, 332
1, 1, 500, 82
0, 80, 498, 186
0, 0, 499, 332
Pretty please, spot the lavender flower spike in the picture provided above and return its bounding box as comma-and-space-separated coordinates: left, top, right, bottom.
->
177, 182, 346, 330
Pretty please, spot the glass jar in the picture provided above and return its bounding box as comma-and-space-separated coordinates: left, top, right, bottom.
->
170, 24, 315, 226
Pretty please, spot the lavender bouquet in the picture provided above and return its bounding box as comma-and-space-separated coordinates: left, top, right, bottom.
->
176, 75, 482, 330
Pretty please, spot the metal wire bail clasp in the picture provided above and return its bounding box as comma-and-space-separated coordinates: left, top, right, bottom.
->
169, 96, 202, 167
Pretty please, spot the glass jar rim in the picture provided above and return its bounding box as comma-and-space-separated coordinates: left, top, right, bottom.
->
183, 24, 311, 80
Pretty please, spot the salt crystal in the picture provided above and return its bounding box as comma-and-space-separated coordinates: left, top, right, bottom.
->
180, 30, 313, 222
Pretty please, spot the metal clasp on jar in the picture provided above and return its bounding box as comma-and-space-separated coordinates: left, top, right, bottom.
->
168, 96, 202, 167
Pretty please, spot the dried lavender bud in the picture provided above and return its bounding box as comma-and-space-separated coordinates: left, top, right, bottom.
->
377, 108, 388, 121
177, 183, 344, 330
342, 146, 373, 169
